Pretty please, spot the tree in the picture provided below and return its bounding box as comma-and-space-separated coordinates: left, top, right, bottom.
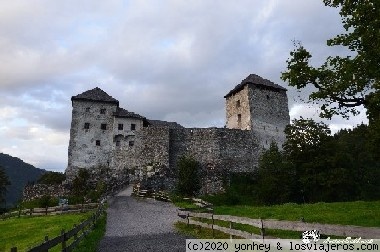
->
0, 166, 11, 205
254, 142, 296, 205
37, 171, 66, 185
281, 0, 380, 120
72, 168, 90, 203
176, 156, 200, 197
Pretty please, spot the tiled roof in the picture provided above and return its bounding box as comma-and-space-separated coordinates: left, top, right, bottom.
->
224, 74, 287, 98
71, 87, 119, 105
114, 107, 145, 119
147, 119, 184, 129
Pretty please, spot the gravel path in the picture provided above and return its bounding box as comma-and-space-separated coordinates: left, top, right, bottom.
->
97, 186, 191, 251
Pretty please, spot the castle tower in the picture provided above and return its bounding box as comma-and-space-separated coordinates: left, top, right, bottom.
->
66, 87, 119, 178
224, 74, 290, 148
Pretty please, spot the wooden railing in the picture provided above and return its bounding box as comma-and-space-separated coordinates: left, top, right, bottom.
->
178, 209, 380, 239
1, 203, 99, 220
9, 203, 105, 252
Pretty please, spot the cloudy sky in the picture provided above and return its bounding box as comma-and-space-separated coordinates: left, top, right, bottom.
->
0, 0, 368, 172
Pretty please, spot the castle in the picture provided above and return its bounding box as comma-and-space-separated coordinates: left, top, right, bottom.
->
65, 74, 289, 193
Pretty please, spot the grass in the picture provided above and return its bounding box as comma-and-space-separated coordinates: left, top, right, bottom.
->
175, 201, 380, 240
0, 212, 92, 252
213, 201, 380, 227
73, 211, 107, 252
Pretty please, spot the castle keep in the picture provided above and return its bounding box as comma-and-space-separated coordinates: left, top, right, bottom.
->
66, 74, 290, 192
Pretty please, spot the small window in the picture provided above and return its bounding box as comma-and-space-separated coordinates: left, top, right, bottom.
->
84, 123, 90, 129
100, 108, 106, 114
131, 124, 136, 131
116, 140, 120, 147
237, 114, 242, 125
96, 140, 100, 146
266, 95, 270, 100
85, 107, 90, 112
236, 100, 241, 108
118, 124, 124, 130
129, 141, 134, 147
101, 124, 107, 130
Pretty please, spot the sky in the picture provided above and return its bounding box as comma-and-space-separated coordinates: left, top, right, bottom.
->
0, 0, 369, 172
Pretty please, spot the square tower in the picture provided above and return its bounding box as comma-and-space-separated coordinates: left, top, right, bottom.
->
225, 74, 290, 148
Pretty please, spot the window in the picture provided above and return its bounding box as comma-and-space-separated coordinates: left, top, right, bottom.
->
85, 107, 90, 112
116, 140, 120, 147
131, 124, 136, 131
237, 114, 242, 125
129, 141, 134, 147
101, 124, 107, 130
84, 123, 90, 129
96, 140, 100, 146
100, 108, 106, 114
266, 95, 270, 100
236, 100, 241, 108
118, 124, 124, 130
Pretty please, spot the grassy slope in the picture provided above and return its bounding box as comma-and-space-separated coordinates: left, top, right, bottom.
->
213, 201, 380, 227
0, 213, 91, 252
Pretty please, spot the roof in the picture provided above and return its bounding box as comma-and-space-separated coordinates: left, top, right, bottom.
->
224, 74, 287, 98
147, 119, 184, 129
114, 107, 146, 120
71, 87, 119, 105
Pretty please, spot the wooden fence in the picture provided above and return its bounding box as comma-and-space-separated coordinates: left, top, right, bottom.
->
1, 203, 99, 220
178, 209, 380, 239
9, 203, 105, 252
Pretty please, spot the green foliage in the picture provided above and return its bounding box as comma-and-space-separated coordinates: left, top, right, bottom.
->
37, 171, 65, 185
176, 155, 201, 197
254, 143, 296, 205
72, 168, 91, 202
281, 0, 380, 120
0, 166, 11, 205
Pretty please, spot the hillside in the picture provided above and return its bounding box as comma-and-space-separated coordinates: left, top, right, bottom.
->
0, 153, 46, 207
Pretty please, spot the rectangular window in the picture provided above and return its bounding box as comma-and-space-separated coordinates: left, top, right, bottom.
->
129, 141, 134, 147
100, 108, 106, 114
118, 124, 124, 130
101, 124, 107, 130
236, 100, 241, 108
116, 140, 120, 147
84, 123, 90, 129
237, 114, 242, 126
96, 140, 100, 146
85, 107, 90, 112
131, 124, 136, 131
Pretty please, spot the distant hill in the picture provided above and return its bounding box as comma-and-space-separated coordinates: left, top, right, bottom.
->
0, 153, 46, 208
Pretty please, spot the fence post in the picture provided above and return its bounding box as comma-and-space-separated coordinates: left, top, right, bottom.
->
260, 218, 265, 241
61, 229, 66, 252
18, 205, 21, 218
186, 213, 189, 226
45, 206, 48, 215
73, 224, 78, 241
30, 208, 33, 216
10, 247, 17, 252
229, 221, 233, 239
211, 213, 215, 238
44, 235, 49, 252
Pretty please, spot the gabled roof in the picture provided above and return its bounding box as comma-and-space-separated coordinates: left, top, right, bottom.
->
224, 74, 287, 98
114, 107, 145, 120
147, 119, 184, 129
71, 87, 119, 105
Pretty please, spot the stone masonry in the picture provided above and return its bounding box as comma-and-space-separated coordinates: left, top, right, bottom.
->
65, 74, 290, 193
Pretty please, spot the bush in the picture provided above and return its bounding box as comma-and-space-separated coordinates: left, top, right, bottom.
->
176, 156, 201, 197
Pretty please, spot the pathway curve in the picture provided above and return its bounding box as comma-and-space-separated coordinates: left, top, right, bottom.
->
97, 186, 191, 252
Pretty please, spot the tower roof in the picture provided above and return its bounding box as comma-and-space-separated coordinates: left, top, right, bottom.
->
224, 74, 287, 98
71, 87, 119, 105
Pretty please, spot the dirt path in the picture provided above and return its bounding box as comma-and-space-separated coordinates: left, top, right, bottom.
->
97, 186, 191, 251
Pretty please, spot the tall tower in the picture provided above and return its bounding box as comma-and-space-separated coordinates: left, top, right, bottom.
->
66, 87, 119, 178
225, 74, 290, 148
